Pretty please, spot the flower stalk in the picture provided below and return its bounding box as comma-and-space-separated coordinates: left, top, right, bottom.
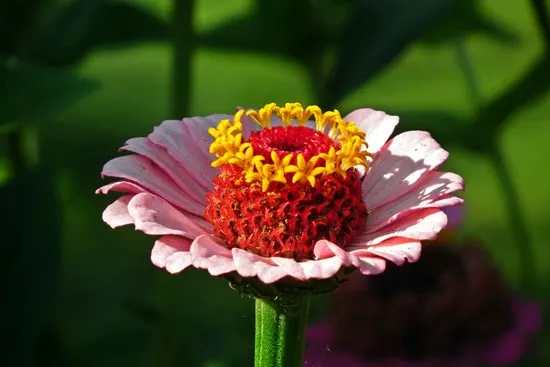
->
6, 127, 39, 176
171, 0, 195, 118
529, 0, 550, 51
490, 142, 536, 293
254, 295, 311, 367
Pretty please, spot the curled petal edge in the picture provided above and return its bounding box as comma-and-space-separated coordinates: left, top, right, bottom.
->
152, 235, 395, 284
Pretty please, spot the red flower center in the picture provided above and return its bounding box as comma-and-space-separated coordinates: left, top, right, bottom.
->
205, 125, 368, 260
249, 126, 338, 162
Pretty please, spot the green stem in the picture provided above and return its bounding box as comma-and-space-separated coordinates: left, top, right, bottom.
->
454, 39, 482, 110
310, 49, 335, 110
454, 39, 537, 293
171, 0, 195, 118
489, 143, 537, 293
529, 0, 550, 51
254, 295, 311, 367
6, 127, 39, 176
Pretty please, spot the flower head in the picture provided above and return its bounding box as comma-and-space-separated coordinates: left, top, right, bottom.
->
305, 216, 542, 366
205, 104, 370, 261
96, 103, 464, 292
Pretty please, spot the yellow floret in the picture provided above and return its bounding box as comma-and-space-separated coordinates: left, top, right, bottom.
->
208, 103, 373, 191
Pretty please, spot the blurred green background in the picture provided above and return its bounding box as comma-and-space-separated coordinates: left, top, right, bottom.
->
1, 0, 549, 366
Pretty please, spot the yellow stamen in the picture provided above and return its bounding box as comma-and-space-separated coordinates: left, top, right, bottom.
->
208, 103, 374, 191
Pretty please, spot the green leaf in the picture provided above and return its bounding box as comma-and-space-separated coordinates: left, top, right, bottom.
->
0, 58, 99, 124
392, 110, 489, 152
86, 1, 168, 47
350, 54, 550, 155
23, 0, 102, 66
321, 0, 456, 107
27, 0, 169, 67
422, 0, 519, 46
198, 13, 294, 58
0, 167, 62, 366
0, 0, 54, 55
474, 54, 550, 133
197, 0, 343, 64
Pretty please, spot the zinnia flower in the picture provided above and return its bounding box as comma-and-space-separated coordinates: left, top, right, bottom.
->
96, 103, 464, 290
305, 207, 542, 366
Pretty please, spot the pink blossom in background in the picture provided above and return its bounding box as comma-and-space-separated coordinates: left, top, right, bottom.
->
96, 103, 464, 284
305, 301, 541, 367
304, 241, 542, 367
432, 204, 464, 243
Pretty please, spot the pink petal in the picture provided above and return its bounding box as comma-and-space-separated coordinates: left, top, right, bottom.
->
364, 171, 464, 233
300, 257, 348, 280
351, 208, 447, 246
151, 236, 192, 274
96, 181, 145, 195
344, 108, 399, 155
230, 241, 380, 283
147, 119, 212, 192
270, 257, 307, 281
515, 300, 542, 333
232, 249, 288, 283
485, 331, 524, 365
361, 237, 422, 265
363, 131, 450, 211
166, 254, 193, 274
102, 195, 134, 228
182, 236, 390, 282
313, 240, 355, 264
314, 240, 386, 275
345, 249, 387, 275
147, 117, 230, 193
101, 154, 205, 216
312, 240, 361, 276
121, 137, 208, 208
127, 193, 211, 238
183, 233, 387, 282
182, 115, 237, 182
190, 235, 237, 276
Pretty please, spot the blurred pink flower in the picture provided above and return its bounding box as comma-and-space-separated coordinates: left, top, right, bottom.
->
305, 238, 542, 367
96, 103, 464, 284
442, 204, 464, 230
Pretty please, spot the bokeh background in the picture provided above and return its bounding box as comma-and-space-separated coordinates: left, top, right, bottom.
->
1, 0, 549, 366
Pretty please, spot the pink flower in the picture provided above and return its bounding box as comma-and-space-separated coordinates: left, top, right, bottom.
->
305, 301, 541, 367
429, 204, 464, 243
442, 204, 464, 230
304, 239, 542, 367
96, 103, 464, 284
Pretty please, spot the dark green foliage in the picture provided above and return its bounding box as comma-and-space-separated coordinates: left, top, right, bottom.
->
27, 0, 169, 67
0, 168, 62, 366
1, 58, 98, 124
422, 0, 519, 45
320, 0, 456, 107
